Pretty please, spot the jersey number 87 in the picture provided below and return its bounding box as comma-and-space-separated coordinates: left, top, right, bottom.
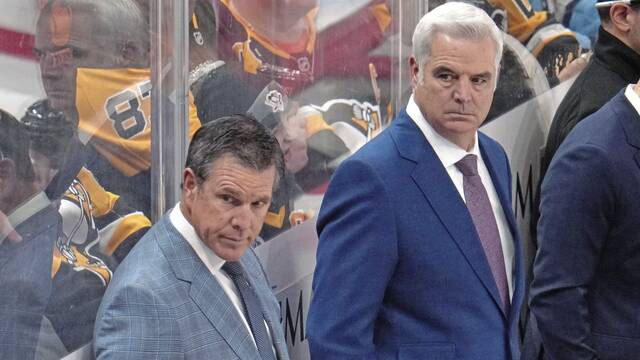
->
104, 80, 152, 139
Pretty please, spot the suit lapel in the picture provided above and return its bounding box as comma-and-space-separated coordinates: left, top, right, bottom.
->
156, 217, 260, 360
391, 112, 506, 317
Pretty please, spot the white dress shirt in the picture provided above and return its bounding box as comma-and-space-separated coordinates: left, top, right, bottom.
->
625, 84, 640, 115
406, 95, 515, 299
169, 204, 276, 353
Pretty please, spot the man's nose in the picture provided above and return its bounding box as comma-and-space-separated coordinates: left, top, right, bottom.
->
230, 205, 252, 231
39, 51, 70, 77
453, 78, 472, 103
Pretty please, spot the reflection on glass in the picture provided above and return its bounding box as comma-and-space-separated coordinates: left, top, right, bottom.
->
0, 108, 62, 359
195, 0, 394, 240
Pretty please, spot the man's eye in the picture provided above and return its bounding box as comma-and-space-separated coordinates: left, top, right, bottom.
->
437, 73, 454, 82
472, 77, 488, 85
252, 201, 267, 208
221, 195, 233, 203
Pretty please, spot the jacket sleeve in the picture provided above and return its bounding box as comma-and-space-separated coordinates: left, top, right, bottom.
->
530, 143, 615, 360
307, 158, 397, 359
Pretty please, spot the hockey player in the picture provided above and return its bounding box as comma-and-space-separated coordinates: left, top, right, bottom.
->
19, 99, 152, 357
197, 0, 392, 238
34, 0, 202, 215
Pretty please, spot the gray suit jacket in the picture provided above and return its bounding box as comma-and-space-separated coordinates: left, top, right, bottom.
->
94, 215, 289, 359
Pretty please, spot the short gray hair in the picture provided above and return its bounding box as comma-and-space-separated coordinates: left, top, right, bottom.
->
412, 2, 503, 75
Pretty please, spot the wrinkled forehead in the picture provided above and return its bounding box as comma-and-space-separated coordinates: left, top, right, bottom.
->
35, 2, 98, 51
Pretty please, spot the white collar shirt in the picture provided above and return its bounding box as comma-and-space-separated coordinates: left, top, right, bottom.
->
169, 203, 276, 354
625, 84, 640, 115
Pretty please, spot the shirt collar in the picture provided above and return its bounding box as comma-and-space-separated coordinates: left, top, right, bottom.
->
624, 84, 640, 117
406, 94, 479, 167
170, 203, 226, 272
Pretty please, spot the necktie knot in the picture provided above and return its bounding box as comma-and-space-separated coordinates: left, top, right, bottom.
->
222, 261, 244, 278
455, 154, 479, 176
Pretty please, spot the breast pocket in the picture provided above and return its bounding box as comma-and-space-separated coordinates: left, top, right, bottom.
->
398, 343, 456, 360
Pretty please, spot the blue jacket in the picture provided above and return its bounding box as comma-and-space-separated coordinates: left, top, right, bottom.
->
528, 90, 640, 359
94, 215, 289, 359
308, 110, 525, 359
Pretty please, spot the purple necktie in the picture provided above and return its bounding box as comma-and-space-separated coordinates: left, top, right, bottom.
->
455, 154, 509, 311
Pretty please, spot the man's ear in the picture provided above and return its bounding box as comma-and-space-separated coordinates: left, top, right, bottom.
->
182, 168, 198, 197
609, 4, 634, 33
409, 56, 420, 89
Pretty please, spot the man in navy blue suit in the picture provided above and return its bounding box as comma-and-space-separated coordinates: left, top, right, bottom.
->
528, 81, 640, 358
307, 2, 525, 359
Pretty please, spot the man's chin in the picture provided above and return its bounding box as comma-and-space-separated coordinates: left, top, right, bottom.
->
212, 242, 251, 262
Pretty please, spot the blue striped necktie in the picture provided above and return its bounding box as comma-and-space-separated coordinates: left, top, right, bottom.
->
223, 261, 277, 360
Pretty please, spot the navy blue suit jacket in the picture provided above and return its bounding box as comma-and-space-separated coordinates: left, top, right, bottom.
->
528, 90, 640, 359
307, 110, 525, 359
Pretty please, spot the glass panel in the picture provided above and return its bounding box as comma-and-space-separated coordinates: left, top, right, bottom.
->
189, 0, 396, 242
0, 0, 163, 357
150, 0, 190, 221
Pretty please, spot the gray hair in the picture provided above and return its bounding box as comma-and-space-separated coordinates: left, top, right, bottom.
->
412, 2, 503, 76
38, 0, 149, 64
185, 114, 285, 189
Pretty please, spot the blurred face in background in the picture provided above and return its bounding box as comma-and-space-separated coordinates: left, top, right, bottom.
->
34, 3, 123, 118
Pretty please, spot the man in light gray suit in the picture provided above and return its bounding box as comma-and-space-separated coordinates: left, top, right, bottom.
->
94, 115, 289, 359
